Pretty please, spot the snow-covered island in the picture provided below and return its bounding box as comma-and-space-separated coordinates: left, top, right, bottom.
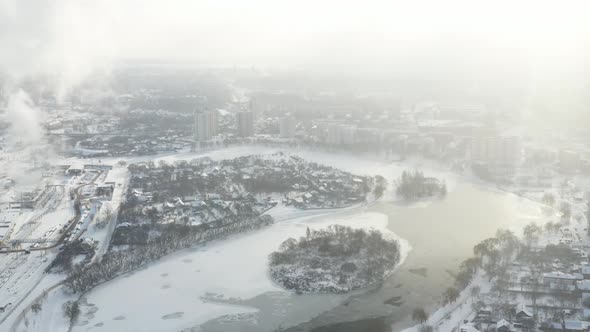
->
395, 170, 447, 200
269, 225, 401, 294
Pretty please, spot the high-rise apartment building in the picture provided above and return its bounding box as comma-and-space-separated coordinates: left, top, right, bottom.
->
194, 109, 219, 142
279, 115, 296, 138
237, 111, 254, 137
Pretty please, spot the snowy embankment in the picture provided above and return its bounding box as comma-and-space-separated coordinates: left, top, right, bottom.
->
70, 211, 410, 332
86, 166, 129, 262
400, 270, 492, 332
10, 279, 74, 332
399, 197, 552, 332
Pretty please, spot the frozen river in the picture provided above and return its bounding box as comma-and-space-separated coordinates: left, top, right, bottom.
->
68, 146, 544, 332
199, 182, 543, 332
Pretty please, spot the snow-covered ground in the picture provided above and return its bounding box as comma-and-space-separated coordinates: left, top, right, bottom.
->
10, 274, 73, 332
3, 270, 68, 331
400, 270, 492, 332
70, 210, 409, 332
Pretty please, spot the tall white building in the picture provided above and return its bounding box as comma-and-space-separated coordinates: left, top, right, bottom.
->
194, 109, 219, 142
237, 111, 254, 137
249, 98, 260, 121
470, 136, 522, 167
279, 115, 296, 139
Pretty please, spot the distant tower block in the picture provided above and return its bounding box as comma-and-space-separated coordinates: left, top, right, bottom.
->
193, 108, 219, 150
249, 98, 258, 120
280, 115, 296, 138
237, 111, 254, 137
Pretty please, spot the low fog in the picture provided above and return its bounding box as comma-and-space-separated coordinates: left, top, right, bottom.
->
0, 0, 589, 156
0, 0, 588, 155
2, 1, 590, 82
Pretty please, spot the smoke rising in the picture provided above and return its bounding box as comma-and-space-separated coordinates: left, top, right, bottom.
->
5, 89, 44, 145
0, 0, 589, 141
0, 87, 51, 187
0, 0, 115, 182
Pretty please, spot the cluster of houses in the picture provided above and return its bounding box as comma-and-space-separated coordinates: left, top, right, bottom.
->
459, 243, 590, 332
461, 305, 536, 332
282, 179, 367, 209
462, 303, 590, 332
236, 154, 370, 209
127, 153, 371, 214
128, 189, 276, 226
114, 154, 373, 242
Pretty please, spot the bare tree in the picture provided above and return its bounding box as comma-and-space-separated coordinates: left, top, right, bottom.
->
31, 302, 42, 314
95, 205, 113, 229
443, 287, 460, 304
412, 307, 429, 324
63, 300, 80, 324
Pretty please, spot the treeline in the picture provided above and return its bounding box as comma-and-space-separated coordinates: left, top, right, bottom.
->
113, 198, 268, 244
64, 215, 273, 294
440, 229, 521, 305
395, 170, 446, 200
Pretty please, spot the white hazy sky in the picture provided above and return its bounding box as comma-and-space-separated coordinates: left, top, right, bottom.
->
1, 0, 590, 101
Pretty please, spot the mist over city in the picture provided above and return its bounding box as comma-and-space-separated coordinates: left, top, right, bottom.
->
1, 1, 590, 332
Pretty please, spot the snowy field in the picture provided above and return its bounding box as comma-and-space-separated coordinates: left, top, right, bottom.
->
71, 210, 410, 332
400, 271, 492, 332
11, 274, 73, 332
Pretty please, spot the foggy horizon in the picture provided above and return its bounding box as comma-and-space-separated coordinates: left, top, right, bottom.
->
2, 0, 590, 131
3, 1, 590, 76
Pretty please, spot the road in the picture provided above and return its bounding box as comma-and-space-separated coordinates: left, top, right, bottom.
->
92, 168, 128, 260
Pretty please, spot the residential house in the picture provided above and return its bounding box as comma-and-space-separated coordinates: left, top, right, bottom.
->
496, 319, 513, 332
